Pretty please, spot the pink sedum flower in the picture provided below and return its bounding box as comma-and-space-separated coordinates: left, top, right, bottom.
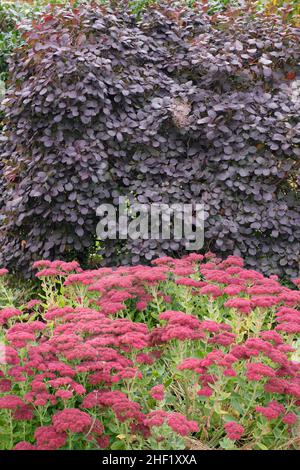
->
52, 409, 92, 433
150, 385, 164, 401
224, 421, 244, 441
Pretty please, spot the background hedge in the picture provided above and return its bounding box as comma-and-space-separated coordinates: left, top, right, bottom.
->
0, 2, 299, 277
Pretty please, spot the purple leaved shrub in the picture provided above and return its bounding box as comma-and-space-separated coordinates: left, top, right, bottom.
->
0, 3, 299, 276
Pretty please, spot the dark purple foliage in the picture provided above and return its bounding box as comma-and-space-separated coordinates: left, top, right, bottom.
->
0, 3, 299, 276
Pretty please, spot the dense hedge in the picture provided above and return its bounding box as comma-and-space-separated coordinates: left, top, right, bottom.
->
0, 2, 44, 128
261, 0, 300, 25
0, 3, 299, 276
0, 2, 40, 82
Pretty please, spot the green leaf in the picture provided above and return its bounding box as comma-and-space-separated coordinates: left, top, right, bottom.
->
256, 442, 269, 450
110, 440, 126, 450
219, 437, 236, 450
231, 396, 244, 415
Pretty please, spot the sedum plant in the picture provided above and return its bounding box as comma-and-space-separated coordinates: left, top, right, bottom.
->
0, 253, 299, 450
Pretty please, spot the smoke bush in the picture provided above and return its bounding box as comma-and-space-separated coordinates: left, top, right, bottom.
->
0, 3, 299, 276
